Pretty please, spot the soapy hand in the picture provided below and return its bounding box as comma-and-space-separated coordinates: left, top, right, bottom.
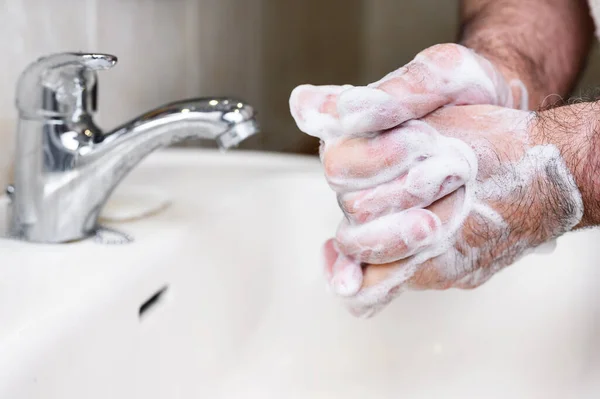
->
291, 43, 527, 143
290, 85, 583, 318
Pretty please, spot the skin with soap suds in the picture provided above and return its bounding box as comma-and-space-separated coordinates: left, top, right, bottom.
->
291, 87, 583, 317
289, 0, 600, 317
290, 44, 527, 143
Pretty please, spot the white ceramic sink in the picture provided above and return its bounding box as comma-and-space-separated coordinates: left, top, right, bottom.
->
1, 148, 600, 399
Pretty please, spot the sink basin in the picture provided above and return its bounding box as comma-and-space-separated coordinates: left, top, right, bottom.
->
1, 148, 600, 398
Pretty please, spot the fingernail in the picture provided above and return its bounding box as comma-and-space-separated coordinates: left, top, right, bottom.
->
331, 256, 363, 297
413, 220, 432, 242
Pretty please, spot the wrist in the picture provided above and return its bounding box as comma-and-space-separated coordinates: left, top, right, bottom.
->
532, 102, 600, 228
460, 35, 537, 110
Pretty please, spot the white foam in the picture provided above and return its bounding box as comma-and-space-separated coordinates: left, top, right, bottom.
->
337, 87, 414, 134
344, 140, 583, 317
509, 79, 530, 111
329, 118, 582, 317
289, 45, 530, 144
329, 252, 363, 297
289, 84, 353, 140
287, 44, 575, 319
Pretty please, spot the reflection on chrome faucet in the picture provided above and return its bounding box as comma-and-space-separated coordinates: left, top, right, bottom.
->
8, 52, 260, 243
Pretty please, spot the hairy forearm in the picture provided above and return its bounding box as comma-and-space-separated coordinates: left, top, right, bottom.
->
533, 101, 600, 228
460, 0, 594, 109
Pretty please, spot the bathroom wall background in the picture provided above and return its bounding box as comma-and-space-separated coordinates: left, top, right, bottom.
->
0, 0, 599, 190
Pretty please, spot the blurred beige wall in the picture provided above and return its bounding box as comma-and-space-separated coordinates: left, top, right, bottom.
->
0, 0, 599, 190
363, 0, 459, 82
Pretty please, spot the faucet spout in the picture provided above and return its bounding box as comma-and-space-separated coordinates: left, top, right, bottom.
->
102, 98, 258, 152
82, 97, 258, 191
8, 52, 260, 243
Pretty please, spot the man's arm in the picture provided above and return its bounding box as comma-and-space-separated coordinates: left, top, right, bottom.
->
534, 101, 600, 228
461, 0, 595, 109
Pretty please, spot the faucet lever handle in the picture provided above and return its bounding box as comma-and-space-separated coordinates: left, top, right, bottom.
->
16, 52, 118, 118
34, 53, 117, 72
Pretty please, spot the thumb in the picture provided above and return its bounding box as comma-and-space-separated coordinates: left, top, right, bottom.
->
289, 84, 353, 140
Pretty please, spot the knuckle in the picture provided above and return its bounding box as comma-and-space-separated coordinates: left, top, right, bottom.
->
417, 43, 466, 69
322, 148, 345, 178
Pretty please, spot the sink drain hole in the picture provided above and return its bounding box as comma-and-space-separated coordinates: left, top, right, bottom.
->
139, 285, 169, 320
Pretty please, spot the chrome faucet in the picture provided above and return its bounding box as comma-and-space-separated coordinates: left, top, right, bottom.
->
8, 52, 259, 243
